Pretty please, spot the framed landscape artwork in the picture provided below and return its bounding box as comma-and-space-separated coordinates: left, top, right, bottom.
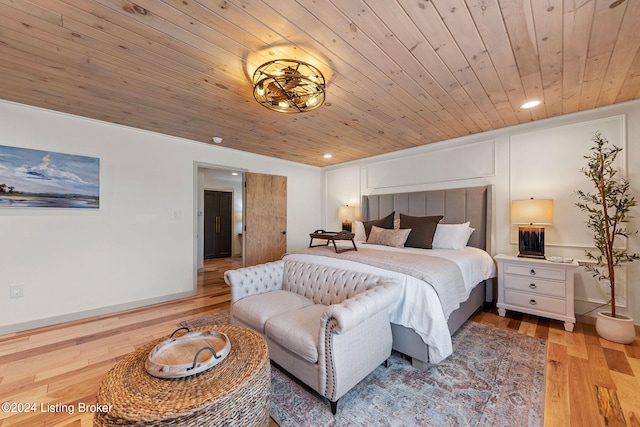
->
0, 145, 99, 208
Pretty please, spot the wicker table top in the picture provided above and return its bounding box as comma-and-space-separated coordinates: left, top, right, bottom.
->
94, 325, 270, 426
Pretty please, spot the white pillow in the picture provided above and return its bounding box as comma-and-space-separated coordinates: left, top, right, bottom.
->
432, 222, 474, 250
367, 226, 412, 248
353, 220, 366, 241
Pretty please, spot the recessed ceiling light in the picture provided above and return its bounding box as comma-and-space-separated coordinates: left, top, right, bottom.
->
324, 154, 332, 159
231, 172, 238, 176
212, 136, 223, 143
521, 100, 541, 109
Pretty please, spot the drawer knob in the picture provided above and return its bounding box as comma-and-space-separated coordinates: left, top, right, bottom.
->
529, 283, 537, 289
529, 299, 537, 305
529, 269, 536, 276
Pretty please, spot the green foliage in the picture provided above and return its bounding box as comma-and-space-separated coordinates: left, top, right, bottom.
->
575, 131, 640, 317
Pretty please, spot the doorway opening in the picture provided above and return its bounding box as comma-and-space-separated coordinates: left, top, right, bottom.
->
194, 166, 288, 278
196, 165, 244, 272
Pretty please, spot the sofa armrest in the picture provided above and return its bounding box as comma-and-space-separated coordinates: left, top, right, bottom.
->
320, 277, 400, 334
224, 260, 285, 303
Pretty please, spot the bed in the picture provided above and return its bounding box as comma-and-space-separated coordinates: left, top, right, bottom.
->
284, 185, 496, 368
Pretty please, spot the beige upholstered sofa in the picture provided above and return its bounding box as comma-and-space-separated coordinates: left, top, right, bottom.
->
224, 259, 400, 414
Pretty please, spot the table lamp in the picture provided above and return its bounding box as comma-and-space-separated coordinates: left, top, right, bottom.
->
338, 205, 355, 232
511, 198, 553, 259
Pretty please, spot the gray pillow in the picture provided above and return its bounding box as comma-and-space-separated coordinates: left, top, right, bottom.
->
399, 214, 443, 249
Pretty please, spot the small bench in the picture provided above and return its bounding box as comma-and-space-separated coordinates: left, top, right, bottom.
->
225, 259, 399, 414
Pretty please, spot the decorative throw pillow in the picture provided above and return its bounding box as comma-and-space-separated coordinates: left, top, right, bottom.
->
399, 214, 443, 249
353, 220, 367, 241
362, 211, 395, 239
366, 226, 412, 248
432, 222, 475, 250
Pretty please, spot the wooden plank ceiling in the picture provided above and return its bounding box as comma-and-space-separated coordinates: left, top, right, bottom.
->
1, 0, 639, 167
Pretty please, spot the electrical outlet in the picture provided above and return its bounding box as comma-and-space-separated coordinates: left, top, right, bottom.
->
9, 285, 24, 298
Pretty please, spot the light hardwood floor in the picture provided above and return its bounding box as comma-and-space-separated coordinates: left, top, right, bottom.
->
1, 258, 639, 427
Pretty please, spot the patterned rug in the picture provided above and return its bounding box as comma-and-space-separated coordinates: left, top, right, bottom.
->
182, 312, 546, 426
271, 321, 545, 426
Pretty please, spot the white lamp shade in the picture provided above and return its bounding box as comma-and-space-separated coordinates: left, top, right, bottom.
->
338, 205, 355, 221
511, 199, 553, 225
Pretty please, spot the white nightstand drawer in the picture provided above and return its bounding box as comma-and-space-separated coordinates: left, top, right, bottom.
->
503, 263, 566, 281
503, 275, 566, 298
504, 290, 566, 315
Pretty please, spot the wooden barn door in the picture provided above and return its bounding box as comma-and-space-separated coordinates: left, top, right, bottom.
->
243, 172, 287, 267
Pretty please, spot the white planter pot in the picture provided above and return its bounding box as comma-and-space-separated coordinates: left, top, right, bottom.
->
595, 312, 637, 344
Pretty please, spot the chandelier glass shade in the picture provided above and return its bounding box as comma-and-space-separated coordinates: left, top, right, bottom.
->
252, 59, 326, 113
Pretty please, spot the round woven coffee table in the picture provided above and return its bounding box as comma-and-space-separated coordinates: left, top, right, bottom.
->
93, 325, 270, 426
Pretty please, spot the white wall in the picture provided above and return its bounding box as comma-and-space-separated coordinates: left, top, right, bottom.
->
0, 100, 321, 334
322, 100, 640, 324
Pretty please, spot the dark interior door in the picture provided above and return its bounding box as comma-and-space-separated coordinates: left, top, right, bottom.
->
204, 190, 232, 259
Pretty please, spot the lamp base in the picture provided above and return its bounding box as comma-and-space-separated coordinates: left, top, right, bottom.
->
517, 225, 546, 259
341, 221, 352, 232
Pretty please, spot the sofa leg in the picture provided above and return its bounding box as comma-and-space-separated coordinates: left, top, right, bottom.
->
330, 399, 338, 415
383, 358, 391, 368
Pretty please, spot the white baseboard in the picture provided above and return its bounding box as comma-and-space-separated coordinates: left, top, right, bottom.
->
0, 290, 196, 336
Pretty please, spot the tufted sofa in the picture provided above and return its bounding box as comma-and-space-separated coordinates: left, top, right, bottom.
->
224, 259, 400, 414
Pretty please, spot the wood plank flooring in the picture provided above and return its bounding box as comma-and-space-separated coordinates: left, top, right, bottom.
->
1, 258, 639, 426
471, 310, 640, 427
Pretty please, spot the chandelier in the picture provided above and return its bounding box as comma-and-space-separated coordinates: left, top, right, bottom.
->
252, 59, 326, 113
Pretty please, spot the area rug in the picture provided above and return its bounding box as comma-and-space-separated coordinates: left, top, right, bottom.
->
181, 312, 546, 426
273, 321, 545, 427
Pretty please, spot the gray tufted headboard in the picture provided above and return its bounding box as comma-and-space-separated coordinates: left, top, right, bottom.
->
361, 185, 494, 255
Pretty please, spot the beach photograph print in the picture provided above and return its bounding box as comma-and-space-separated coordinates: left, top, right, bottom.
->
0, 145, 99, 208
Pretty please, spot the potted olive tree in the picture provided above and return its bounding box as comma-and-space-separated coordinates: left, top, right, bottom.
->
575, 131, 639, 343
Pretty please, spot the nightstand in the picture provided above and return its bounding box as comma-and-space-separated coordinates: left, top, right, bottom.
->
494, 254, 578, 332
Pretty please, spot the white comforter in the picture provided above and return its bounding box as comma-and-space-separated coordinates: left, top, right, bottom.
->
283, 243, 496, 363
